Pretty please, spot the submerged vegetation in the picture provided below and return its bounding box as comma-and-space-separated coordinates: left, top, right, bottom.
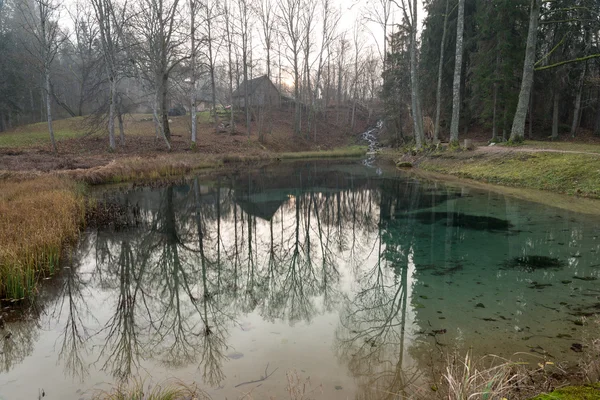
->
413, 211, 513, 231
501, 256, 566, 273
93, 380, 209, 400
0, 176, 85, 300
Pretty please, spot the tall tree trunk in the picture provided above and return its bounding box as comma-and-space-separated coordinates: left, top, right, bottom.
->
434, 0, 450, 143
552, 92, 559, 140
510, 0, 541, 142
153, 96, 160, 139
450, 0, 465, 144
336, 58, 342, 125
207, 9, 218, 134
161, 73, 171, 141
595, 88, 600, 136
409, 0, 424, 149
502, 105, 508, 141
225, 1, 235, 134
190, 0, 197, 143
570, 64, 586, 137
45, 68, 57, 153
294, 52, 300, 135
492, 82, 498, 141
528, 89, 533, 139
155, 88, 172, 151
117, 96, 125, 145
108, 76, 117, 150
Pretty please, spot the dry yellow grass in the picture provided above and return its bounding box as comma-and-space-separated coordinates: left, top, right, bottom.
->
0, 176, 85, 299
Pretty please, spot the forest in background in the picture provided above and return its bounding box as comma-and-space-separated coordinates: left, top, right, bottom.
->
0, 0, 382, 152
1, 0, 599, 153
382, 0, 600, 147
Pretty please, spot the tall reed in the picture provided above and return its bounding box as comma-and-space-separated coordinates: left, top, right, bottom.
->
0, 176, 85, 299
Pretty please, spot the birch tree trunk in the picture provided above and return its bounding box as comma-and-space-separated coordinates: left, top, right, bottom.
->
510, 0, 541, 142
190, 0, 197, 143
492, 82, 498, 141
570, 65, 586, 137
224, 0, 235, 134
206, 2, 218, 133
449, 0, 465, 144
595, 87, 600, 136
161, 72, 171, 141
434, 0, 450, 143
45, 67, 57, 153
117, 103, 125, 145
408, 0, 424, 149
37, 2, 57, 153
108, 76, 117, 150
552, 92, 559, 139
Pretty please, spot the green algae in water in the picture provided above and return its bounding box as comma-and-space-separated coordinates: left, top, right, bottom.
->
413, 212, 513, 232
501, 255, 566, 273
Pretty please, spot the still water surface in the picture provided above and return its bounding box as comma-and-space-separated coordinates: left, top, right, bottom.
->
2, 161, 600, 399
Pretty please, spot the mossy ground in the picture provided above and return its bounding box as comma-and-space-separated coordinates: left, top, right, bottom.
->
419, 151, 600, 199
528, 385, 600, 399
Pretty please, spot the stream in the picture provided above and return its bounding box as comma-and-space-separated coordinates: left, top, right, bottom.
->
361, 119, 382, 168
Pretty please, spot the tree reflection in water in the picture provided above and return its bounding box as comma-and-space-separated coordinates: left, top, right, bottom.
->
3, 163, 598, 399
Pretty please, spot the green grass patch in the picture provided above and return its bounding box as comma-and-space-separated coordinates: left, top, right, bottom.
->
0, 117, 85, 148
421, 152, 600, 198
528, 385, 600, 399
278, 145, 368, 160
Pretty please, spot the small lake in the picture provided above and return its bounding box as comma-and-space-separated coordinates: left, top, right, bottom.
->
2, 161, 600, 399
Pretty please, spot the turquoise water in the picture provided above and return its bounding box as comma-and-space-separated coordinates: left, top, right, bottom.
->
1, 161, 600, 399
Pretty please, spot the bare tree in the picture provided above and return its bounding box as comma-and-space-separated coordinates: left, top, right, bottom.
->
278, 0, 303, 135
301, 0, 316, 136
189, 0, 198, 143
90, 0, 127, 149
18, 0, 65, 153
335, 34, 349, 125
131, 0, 186, 149
311, 0, 339, 140
200, 0, 221, 133
237, 0, 251, 136
223, 0, 235, 134
256, 0, 275, 80
363, 0, 392, 68
350, 21, 365, 130
68, 3, 100, 117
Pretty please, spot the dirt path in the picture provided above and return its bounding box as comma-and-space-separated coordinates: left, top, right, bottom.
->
476, 144, 600, 157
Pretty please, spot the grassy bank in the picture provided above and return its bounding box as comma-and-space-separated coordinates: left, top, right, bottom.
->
0, 177, 85, 299
63, 145, 367, 185
418, 151, 600, 199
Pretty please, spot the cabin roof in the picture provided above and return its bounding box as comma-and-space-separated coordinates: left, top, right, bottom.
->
232, 75, 278, 98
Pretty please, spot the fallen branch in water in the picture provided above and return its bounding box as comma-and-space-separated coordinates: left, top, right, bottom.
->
234, 363, 278, 388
